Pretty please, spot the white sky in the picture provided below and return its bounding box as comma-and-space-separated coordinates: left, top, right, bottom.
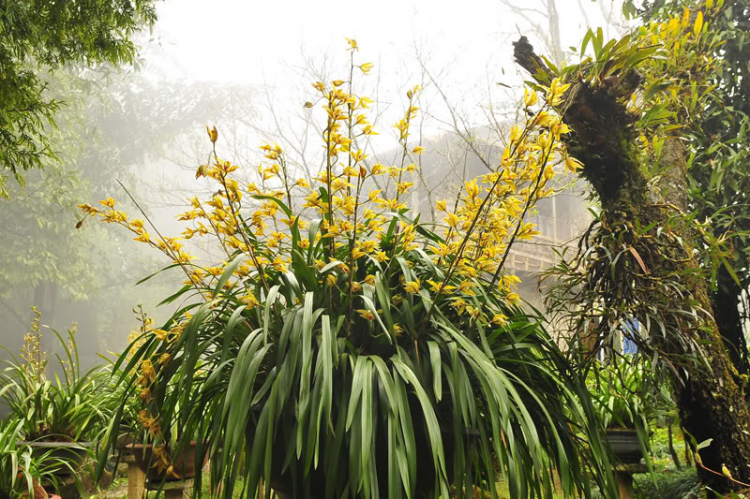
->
139, 0, 629, 169
137, 0, 629, 243
150, 0, 627, 87
153, 0, 509, 85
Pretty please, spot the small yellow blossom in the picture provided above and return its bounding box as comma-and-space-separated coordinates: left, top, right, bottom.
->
271, 257, 287, 273
134, 232, 151, 243
565, 156, 584, 173
506, 292, 521, 305
357, 309, 375, 320
404, 280, 420, 294
139, 387, 151, 401
206, 125, 218, 143
491, 313, 508, 326
524, 88, 538, 107
374, 251, 389, 263
239, 293, 259, 307
693, 11, 703, 37
545, 78, 571, 106
140, 360, 156, 384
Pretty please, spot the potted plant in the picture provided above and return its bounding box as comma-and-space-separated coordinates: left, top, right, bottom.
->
99, 309, 207, 482
588, 358, 652, 464
121, 371, 207, 482
0, 418, 71, 497
0, 309, 113, 473
90, 41, 617, 498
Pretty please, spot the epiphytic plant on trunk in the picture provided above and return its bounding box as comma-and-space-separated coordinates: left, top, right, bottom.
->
531, 3, 750, 492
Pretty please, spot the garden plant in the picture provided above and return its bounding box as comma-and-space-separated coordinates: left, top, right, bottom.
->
85, 42, 618, 498
587, 358, 654, 466
0, 418, 70, 498
0, 308, 113, 445
6, 0, 750, 497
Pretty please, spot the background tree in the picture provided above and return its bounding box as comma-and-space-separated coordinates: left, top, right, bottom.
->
0, 0, 158, 197
0, 61, 257, 380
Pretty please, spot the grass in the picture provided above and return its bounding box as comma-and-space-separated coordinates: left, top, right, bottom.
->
633, 467, 700, 499
495, 480, 566, 499
87, 476, 247, 498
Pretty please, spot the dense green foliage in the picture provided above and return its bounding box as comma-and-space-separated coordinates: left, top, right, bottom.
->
633, 467, 699, 499
533, 1, 750, 491
0, 418, 72, 497
0, 66, 252, 299
100, 208, 618, 498
0, 62, 257, 367
587, 360, 650, 431
636, 0, 750, 379
0, 0, 158, 197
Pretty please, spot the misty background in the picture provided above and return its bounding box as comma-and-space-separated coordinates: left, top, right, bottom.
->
0, 0, 630, 416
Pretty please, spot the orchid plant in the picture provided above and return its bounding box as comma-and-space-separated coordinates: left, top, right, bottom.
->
87, 40, 615, 499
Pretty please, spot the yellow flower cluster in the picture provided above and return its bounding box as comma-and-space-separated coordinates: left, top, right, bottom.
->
127, 309, 181, 406
135, 412, 178, 477
630, 5, 716, 144
82, 39, 580, 424
20, 306, 44, 380
423, 82, 575, 313
82, 44, 575, 313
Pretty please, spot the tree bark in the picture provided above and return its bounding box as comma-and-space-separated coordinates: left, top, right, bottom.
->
514, 36, 750, 493
712, 267, 749, 383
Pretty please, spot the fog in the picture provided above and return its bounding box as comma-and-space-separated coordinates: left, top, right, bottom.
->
0, 0, 629, 416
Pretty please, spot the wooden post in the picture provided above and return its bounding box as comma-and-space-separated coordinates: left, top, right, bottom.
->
126, 456, 146, 499
615, 463, 648, 499
615, 470, 635, 499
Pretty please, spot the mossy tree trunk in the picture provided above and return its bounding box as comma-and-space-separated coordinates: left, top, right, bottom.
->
514, 37, 750, 492
712, 268, 749, 383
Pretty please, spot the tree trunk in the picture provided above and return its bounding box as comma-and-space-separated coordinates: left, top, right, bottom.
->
711, 267, 749, 384
514, 36, 750, 493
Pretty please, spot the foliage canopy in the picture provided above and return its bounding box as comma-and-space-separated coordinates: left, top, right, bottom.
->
0, 0, 158, 197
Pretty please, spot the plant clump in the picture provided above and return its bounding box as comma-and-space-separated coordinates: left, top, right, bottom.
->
86, 40, 617, 499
